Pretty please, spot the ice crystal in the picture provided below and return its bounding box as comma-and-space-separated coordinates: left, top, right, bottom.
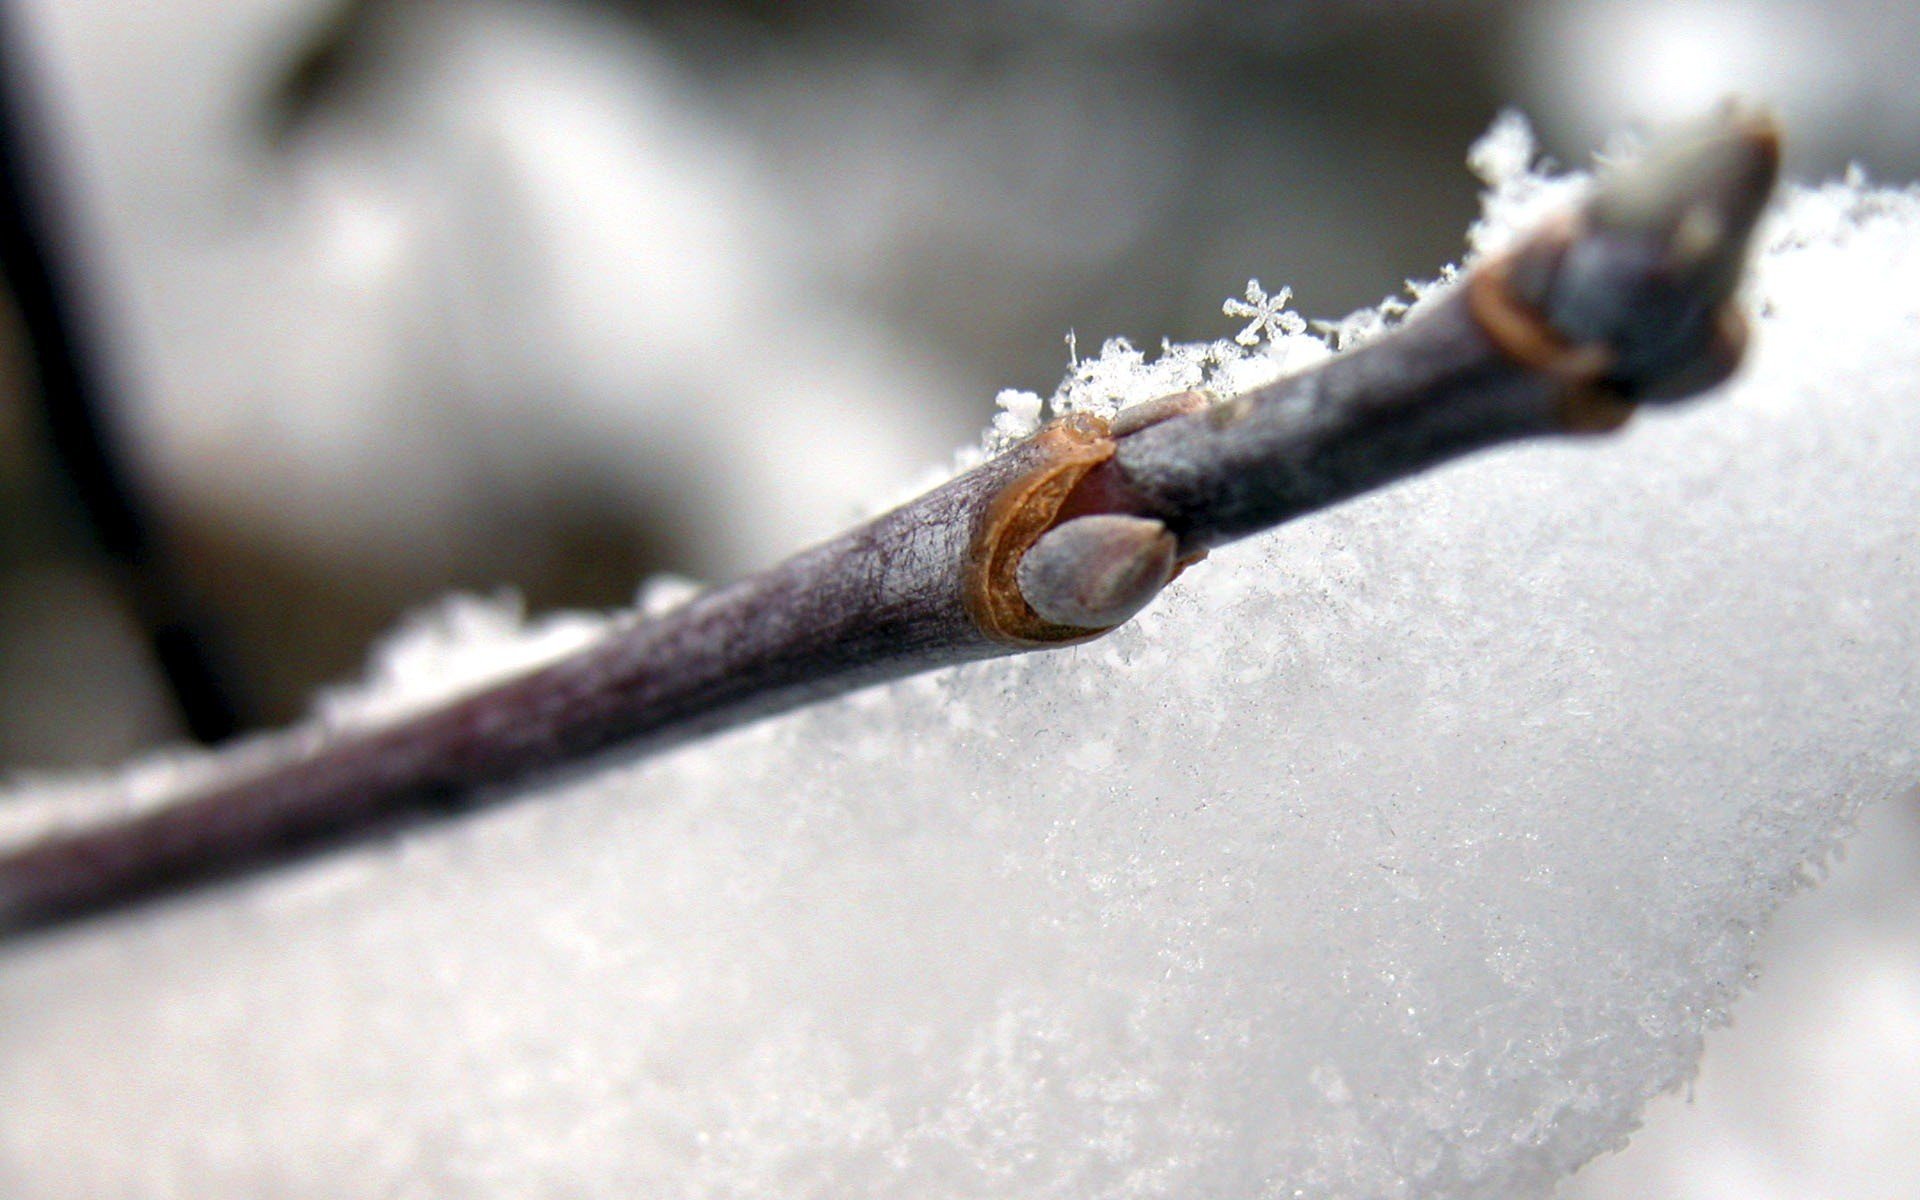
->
1222, 278, 1309, 347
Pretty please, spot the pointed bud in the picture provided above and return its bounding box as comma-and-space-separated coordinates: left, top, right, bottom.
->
1016, 514, 1178, 630
1510, 101, 1780, 399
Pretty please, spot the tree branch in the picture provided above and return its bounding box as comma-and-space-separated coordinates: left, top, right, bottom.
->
0, 7, 253, 744
0, 105, 1780, 938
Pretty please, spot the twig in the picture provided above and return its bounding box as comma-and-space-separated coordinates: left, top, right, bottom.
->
0, 106, 1780, 938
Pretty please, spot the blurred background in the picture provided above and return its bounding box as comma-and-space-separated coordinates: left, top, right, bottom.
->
7, 0, 1920, 761
1, 1, 1917, 1194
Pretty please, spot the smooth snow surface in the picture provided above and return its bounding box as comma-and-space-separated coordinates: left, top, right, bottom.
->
3, 126, 1918, 1200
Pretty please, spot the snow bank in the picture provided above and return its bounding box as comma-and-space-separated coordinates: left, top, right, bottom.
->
2, 127, 1917, 1199
1558, 788, 1920, 1200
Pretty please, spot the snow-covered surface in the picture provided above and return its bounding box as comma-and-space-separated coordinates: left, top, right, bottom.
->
1558, 788, 1920, 1200
2, 130, 1918, 1199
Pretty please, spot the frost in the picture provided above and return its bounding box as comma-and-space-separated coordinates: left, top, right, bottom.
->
3, 152, 1919, 1198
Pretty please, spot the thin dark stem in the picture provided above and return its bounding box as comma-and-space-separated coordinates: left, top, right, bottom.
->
0, 106, 1779, 939
0, 9, 251, 744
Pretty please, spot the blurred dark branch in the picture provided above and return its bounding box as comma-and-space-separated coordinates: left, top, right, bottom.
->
0, 8, 251, 744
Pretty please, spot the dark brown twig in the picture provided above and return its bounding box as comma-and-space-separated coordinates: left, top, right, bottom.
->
0, 106, 1780, 938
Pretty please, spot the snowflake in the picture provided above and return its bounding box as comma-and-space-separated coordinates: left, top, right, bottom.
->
1222, 278, 1307, 347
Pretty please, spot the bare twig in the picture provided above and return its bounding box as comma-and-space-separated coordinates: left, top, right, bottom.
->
0, 106, 1780, 938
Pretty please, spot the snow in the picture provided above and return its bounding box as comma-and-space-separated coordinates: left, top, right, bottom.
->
3, 127, 1919, 1199
1558, 790, 1920, 1200
988, 388, 1047, 451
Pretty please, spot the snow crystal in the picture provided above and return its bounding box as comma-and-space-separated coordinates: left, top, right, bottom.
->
2, 146, 1918, 1200
1223, 278, 1309, 347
